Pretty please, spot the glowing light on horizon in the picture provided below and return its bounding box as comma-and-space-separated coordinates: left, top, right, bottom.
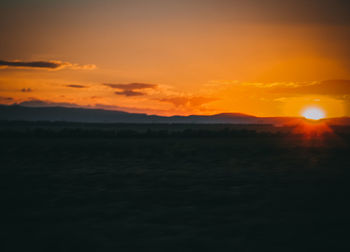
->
302, 107, 325, 120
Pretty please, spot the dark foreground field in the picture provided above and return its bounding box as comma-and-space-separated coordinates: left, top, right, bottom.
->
1, 123, 350, 251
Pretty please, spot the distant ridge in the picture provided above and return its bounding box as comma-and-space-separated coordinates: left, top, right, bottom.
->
0, 105, 349, 125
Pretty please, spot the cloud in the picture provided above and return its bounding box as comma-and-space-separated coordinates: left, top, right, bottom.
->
66, 84, 87, 88
0, 96, 13, 103
104, 83, 157, 90
268, 80, 350, 97
159, 96, 217, 107
215, 80, 350, 99
21, 88, 32, 92
242, 81, 313, 88
104, 83, 157, 96
0, 60, 96, 70
114, 90, 145, 97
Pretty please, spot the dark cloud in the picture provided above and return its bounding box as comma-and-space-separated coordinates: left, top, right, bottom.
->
21, 88, 32, 92
270, 80, 350, 97
66, 84, 86, 88
159, 96, 217, 107
0, 60, 61, 69
104, 83, 157, 96
104, 83, 157, 90
0, 60, 96, 70
0, 96, 13, 102
115, 90, 145, 97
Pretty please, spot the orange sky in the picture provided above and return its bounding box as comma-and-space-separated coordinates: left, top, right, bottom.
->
1, 0, 350, 117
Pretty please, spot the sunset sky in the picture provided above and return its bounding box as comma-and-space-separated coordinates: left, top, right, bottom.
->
1, 0, 350, 117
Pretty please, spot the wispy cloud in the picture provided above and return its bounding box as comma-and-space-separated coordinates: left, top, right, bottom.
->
158, 96, 217, 107
208, 79, 350, 98
66, 84, 87, 88
21, 88, 32, 92
267, 80, 350, 97
242, 81, 315, 88
115, 90, 145, 97
0, 60, 96, 70
104, 83, 157, 97
0, 96, 13, 103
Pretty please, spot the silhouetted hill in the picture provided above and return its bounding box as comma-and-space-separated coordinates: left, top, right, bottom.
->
0, 105, 349, 125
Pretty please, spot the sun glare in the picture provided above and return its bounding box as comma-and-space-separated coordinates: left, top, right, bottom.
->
302, 107, 326, 120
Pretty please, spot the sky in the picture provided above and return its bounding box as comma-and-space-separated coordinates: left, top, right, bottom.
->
1, 0, 350, 117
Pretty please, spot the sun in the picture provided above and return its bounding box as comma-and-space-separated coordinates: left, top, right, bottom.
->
301, 107, 326, 120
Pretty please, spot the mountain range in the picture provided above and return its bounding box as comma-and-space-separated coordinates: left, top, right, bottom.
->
1, 104, 349, 125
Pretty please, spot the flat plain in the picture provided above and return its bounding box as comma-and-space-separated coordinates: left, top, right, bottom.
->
1, 123, 350, 251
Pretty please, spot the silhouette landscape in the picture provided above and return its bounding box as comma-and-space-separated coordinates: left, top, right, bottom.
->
1, 0, 350, 251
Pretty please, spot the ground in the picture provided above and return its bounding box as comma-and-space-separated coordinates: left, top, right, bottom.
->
1, 124, 350, 251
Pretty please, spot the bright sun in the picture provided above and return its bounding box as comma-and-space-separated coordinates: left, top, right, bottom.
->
302, 107, 326, 120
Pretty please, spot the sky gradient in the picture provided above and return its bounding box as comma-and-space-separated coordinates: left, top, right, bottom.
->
1, 0, 350, 117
